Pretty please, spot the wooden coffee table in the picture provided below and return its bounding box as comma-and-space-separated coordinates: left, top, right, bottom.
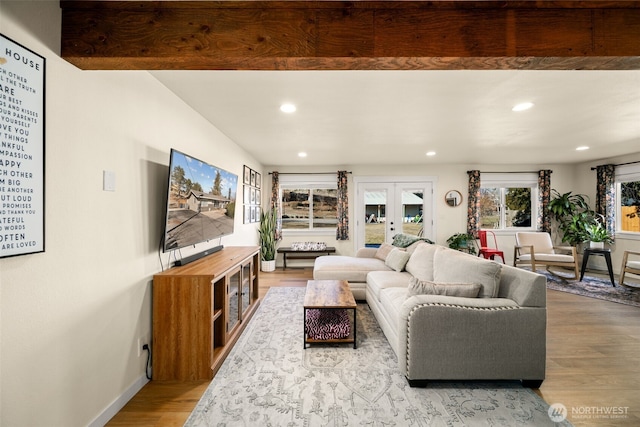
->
303, 280, 357, 349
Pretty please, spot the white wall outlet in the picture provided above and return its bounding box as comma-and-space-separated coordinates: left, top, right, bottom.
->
103, 170, 116, 192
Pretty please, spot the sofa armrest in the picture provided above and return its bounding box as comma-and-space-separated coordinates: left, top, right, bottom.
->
397, 295, 546, 381
356, 247, 378, 258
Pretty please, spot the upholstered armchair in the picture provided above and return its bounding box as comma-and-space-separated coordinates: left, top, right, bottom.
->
620, 251, 640, 286
513, 232, 579, 279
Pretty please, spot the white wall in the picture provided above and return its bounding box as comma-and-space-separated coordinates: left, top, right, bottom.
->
0, 2, 261, 426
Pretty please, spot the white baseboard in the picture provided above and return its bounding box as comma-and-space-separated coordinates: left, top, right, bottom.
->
88, 374, 149, 427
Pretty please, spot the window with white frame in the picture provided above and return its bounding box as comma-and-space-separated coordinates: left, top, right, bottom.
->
280, 174, 338, 232
479, 173, 538, 230
616, 164, 640, 234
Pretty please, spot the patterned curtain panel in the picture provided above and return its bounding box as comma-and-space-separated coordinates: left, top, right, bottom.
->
537, 170, 552, 233
467, 170, 481, 237
596, 164, 616, 240
336, 171, 349, 240
270, 171, 282, 240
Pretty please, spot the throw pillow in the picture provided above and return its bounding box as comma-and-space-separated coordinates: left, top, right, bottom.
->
375, 242, 396, 261
385, 248, 411, 272
407, 277, 482, 298
405, 243, 441, 281
405, 240, 424, 255
433, 249, 502, 298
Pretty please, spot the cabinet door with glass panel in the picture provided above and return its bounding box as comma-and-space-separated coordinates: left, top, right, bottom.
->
240, 259, 253, 318
226, 266, 241, 334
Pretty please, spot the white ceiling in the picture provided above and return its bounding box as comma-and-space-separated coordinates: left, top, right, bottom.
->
151, 70, 640, 166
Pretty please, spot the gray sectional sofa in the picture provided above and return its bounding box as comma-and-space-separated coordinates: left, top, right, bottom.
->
313, 240, 547, 387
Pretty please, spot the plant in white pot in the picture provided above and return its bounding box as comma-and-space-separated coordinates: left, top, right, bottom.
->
584, 219, 613, 250
258, 208, 279, 272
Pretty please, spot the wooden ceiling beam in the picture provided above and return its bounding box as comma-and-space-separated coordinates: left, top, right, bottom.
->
60, 1, 640, 70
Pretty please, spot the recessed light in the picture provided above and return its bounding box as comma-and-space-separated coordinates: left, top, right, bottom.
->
280, 103, 297, 113
576, 146, 590, 151
298, 152, 307, 158
512, 102, 534, 112
426, 151, 436, 156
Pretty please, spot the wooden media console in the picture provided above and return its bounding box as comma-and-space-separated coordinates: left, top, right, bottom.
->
152, 246, 260, 381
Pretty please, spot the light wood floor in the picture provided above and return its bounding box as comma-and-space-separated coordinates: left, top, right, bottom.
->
107, 268, 640, 426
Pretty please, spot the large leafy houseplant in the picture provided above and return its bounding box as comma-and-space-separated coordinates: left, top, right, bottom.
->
258, 208, 279, 270
548, 190, 597, 247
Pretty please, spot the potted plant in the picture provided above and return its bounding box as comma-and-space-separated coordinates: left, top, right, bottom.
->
258, 208, 279, 272
548, 190, 597, 248
446, 233, 477, 255
584, 220, 613, 249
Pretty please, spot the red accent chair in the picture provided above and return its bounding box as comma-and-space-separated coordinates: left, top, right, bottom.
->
478, 230, 505, 263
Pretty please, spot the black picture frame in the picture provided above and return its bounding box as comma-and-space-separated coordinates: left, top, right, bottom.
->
0, 34, 46, 259
243, 185, 251, 204
255, 172, 261, 188
243, 165, 251, 185
250, 169, 256, 187
244, 205, 251, 224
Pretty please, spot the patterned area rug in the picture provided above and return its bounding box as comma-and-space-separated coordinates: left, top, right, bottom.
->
539, 270, 640, 308
186, 287, 571, 426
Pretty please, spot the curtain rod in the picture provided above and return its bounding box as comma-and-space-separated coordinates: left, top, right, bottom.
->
591, 160, 640, 171
465, 170, 552, 174
268, 171, 352, 175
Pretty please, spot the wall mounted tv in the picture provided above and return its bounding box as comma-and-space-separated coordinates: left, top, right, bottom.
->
162, 149, 238, 256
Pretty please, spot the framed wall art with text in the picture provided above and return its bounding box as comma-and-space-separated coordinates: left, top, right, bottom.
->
0, 34, 46, 258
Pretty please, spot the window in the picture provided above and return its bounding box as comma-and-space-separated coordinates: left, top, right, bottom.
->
480, 173, 538, 230
616, 164, 640, 234
280, 175, 338, 232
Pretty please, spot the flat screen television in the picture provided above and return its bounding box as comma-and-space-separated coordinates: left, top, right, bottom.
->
162, 149, 238, 254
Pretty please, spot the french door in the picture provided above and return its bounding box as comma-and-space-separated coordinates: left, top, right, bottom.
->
355, 178, 435, 249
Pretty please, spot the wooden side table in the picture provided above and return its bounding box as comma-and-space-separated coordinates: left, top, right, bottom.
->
580, 248, 616, 287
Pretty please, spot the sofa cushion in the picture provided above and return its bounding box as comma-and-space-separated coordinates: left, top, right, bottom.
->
314, 255, 390, 283
374, 242, 396, 261
515, 232, 555, 254
433, 249, 502, 298
385, 248, 411, 272
408, 277, 481, 298
380, 287, 409, 326
628, 261, 640, 269
367, 271, 413, 301
519, 253, 575, 263
405, 243, 441, 281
